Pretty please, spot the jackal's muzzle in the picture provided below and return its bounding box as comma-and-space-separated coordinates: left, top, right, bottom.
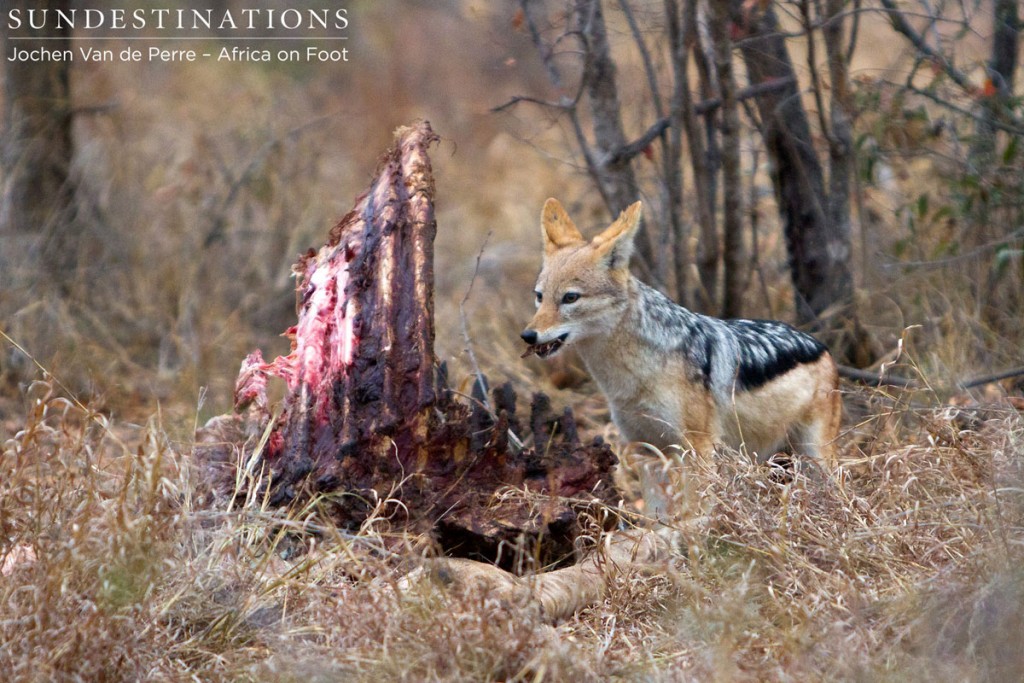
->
520, 331, 568, 359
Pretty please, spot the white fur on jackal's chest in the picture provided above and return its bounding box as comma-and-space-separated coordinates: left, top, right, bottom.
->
577, 339, 691, 449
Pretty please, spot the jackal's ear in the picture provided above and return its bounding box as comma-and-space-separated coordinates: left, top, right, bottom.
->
541, 198, 585, 256
592, 201, 642, 271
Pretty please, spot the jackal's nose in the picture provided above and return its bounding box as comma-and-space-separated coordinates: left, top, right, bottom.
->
520, 330, 538, 345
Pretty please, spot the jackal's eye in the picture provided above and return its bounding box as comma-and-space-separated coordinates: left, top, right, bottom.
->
561, 292, 581, 305
534, 291, 543, 304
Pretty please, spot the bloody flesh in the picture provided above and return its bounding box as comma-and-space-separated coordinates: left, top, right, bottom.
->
196, 122, 618, 570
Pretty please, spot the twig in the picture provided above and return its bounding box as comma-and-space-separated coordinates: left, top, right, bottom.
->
500, 0, 611, 267
838, 364, 918, 387
619, 0, 676, 286
880, 225, 1024, 271
893, 81, 1024, 136
959, 367, 1024, 391
838, 363, 1024, 391
205, 115, 331, 247
492, 94, 572, 113
497, 27, 794, 167
726, 5, 980, 56
877, 0, 974, 94
618, 0, 665, 120
521, 0, 566, 90
70, 101, 120, 116
746, 145, 773, 317
459, 231, 494, 416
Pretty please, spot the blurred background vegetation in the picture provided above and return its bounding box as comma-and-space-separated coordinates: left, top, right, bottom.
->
2, 0, 1021, 426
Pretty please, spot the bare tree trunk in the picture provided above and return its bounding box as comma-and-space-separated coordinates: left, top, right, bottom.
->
822, 0, 873, 365
0, 0, 76, 292
971, 0, 1020, 165
710, 0, 745, 318
729, 1, 857, 345
689, 0, 720, 310
574, 0, 657, 282
661, 0, 690, 305
823, 0, 853, 244
617, 0, 672, 290
974, 0, 1021, 329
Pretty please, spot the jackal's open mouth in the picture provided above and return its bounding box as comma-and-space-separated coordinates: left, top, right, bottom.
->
521, 333, 569, 359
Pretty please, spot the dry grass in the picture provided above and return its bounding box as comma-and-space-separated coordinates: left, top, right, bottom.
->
2, 371, 1021, 681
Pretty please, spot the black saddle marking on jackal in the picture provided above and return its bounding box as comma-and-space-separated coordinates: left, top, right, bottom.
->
637, 281, 826, 391
726, 319, 827, 391
698, 333, 715, 390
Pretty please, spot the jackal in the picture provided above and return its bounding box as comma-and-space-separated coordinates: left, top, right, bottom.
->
521, 199, 840, 472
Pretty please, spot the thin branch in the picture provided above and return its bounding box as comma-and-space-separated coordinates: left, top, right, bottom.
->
838, 365, 918, 387
521, 0, 566, 89
893, 81, 1024, 136
700, 76, 796, 114
492, 94, 571, 113
492, 1, 590, 114
881, 225, 1024, 271
568, 108, 606, 203
839, 363, 1024, 391
205, 115, 330, 247
499, 0, 604, 232
605, 76, 796, 166
606, 121, 671, 166
572, 0, 659, 282
618, 0, 665, 119
746, 144, 773, 317
960, 367, 1024, 391
70, 101, 120, 116
877, 0, 974, 94
732, 4, 980, 47
460, 231, 494, 416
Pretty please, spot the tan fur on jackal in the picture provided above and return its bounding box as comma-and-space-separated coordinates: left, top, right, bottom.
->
521, 199, 841, 474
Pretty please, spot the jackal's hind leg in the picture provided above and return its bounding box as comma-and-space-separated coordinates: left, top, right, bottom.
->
791, 402, 839, 476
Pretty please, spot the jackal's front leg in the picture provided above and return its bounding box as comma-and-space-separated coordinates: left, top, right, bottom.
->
792, 386, 842, 476
679, 395, 718, 466
640, 400, 715, 524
